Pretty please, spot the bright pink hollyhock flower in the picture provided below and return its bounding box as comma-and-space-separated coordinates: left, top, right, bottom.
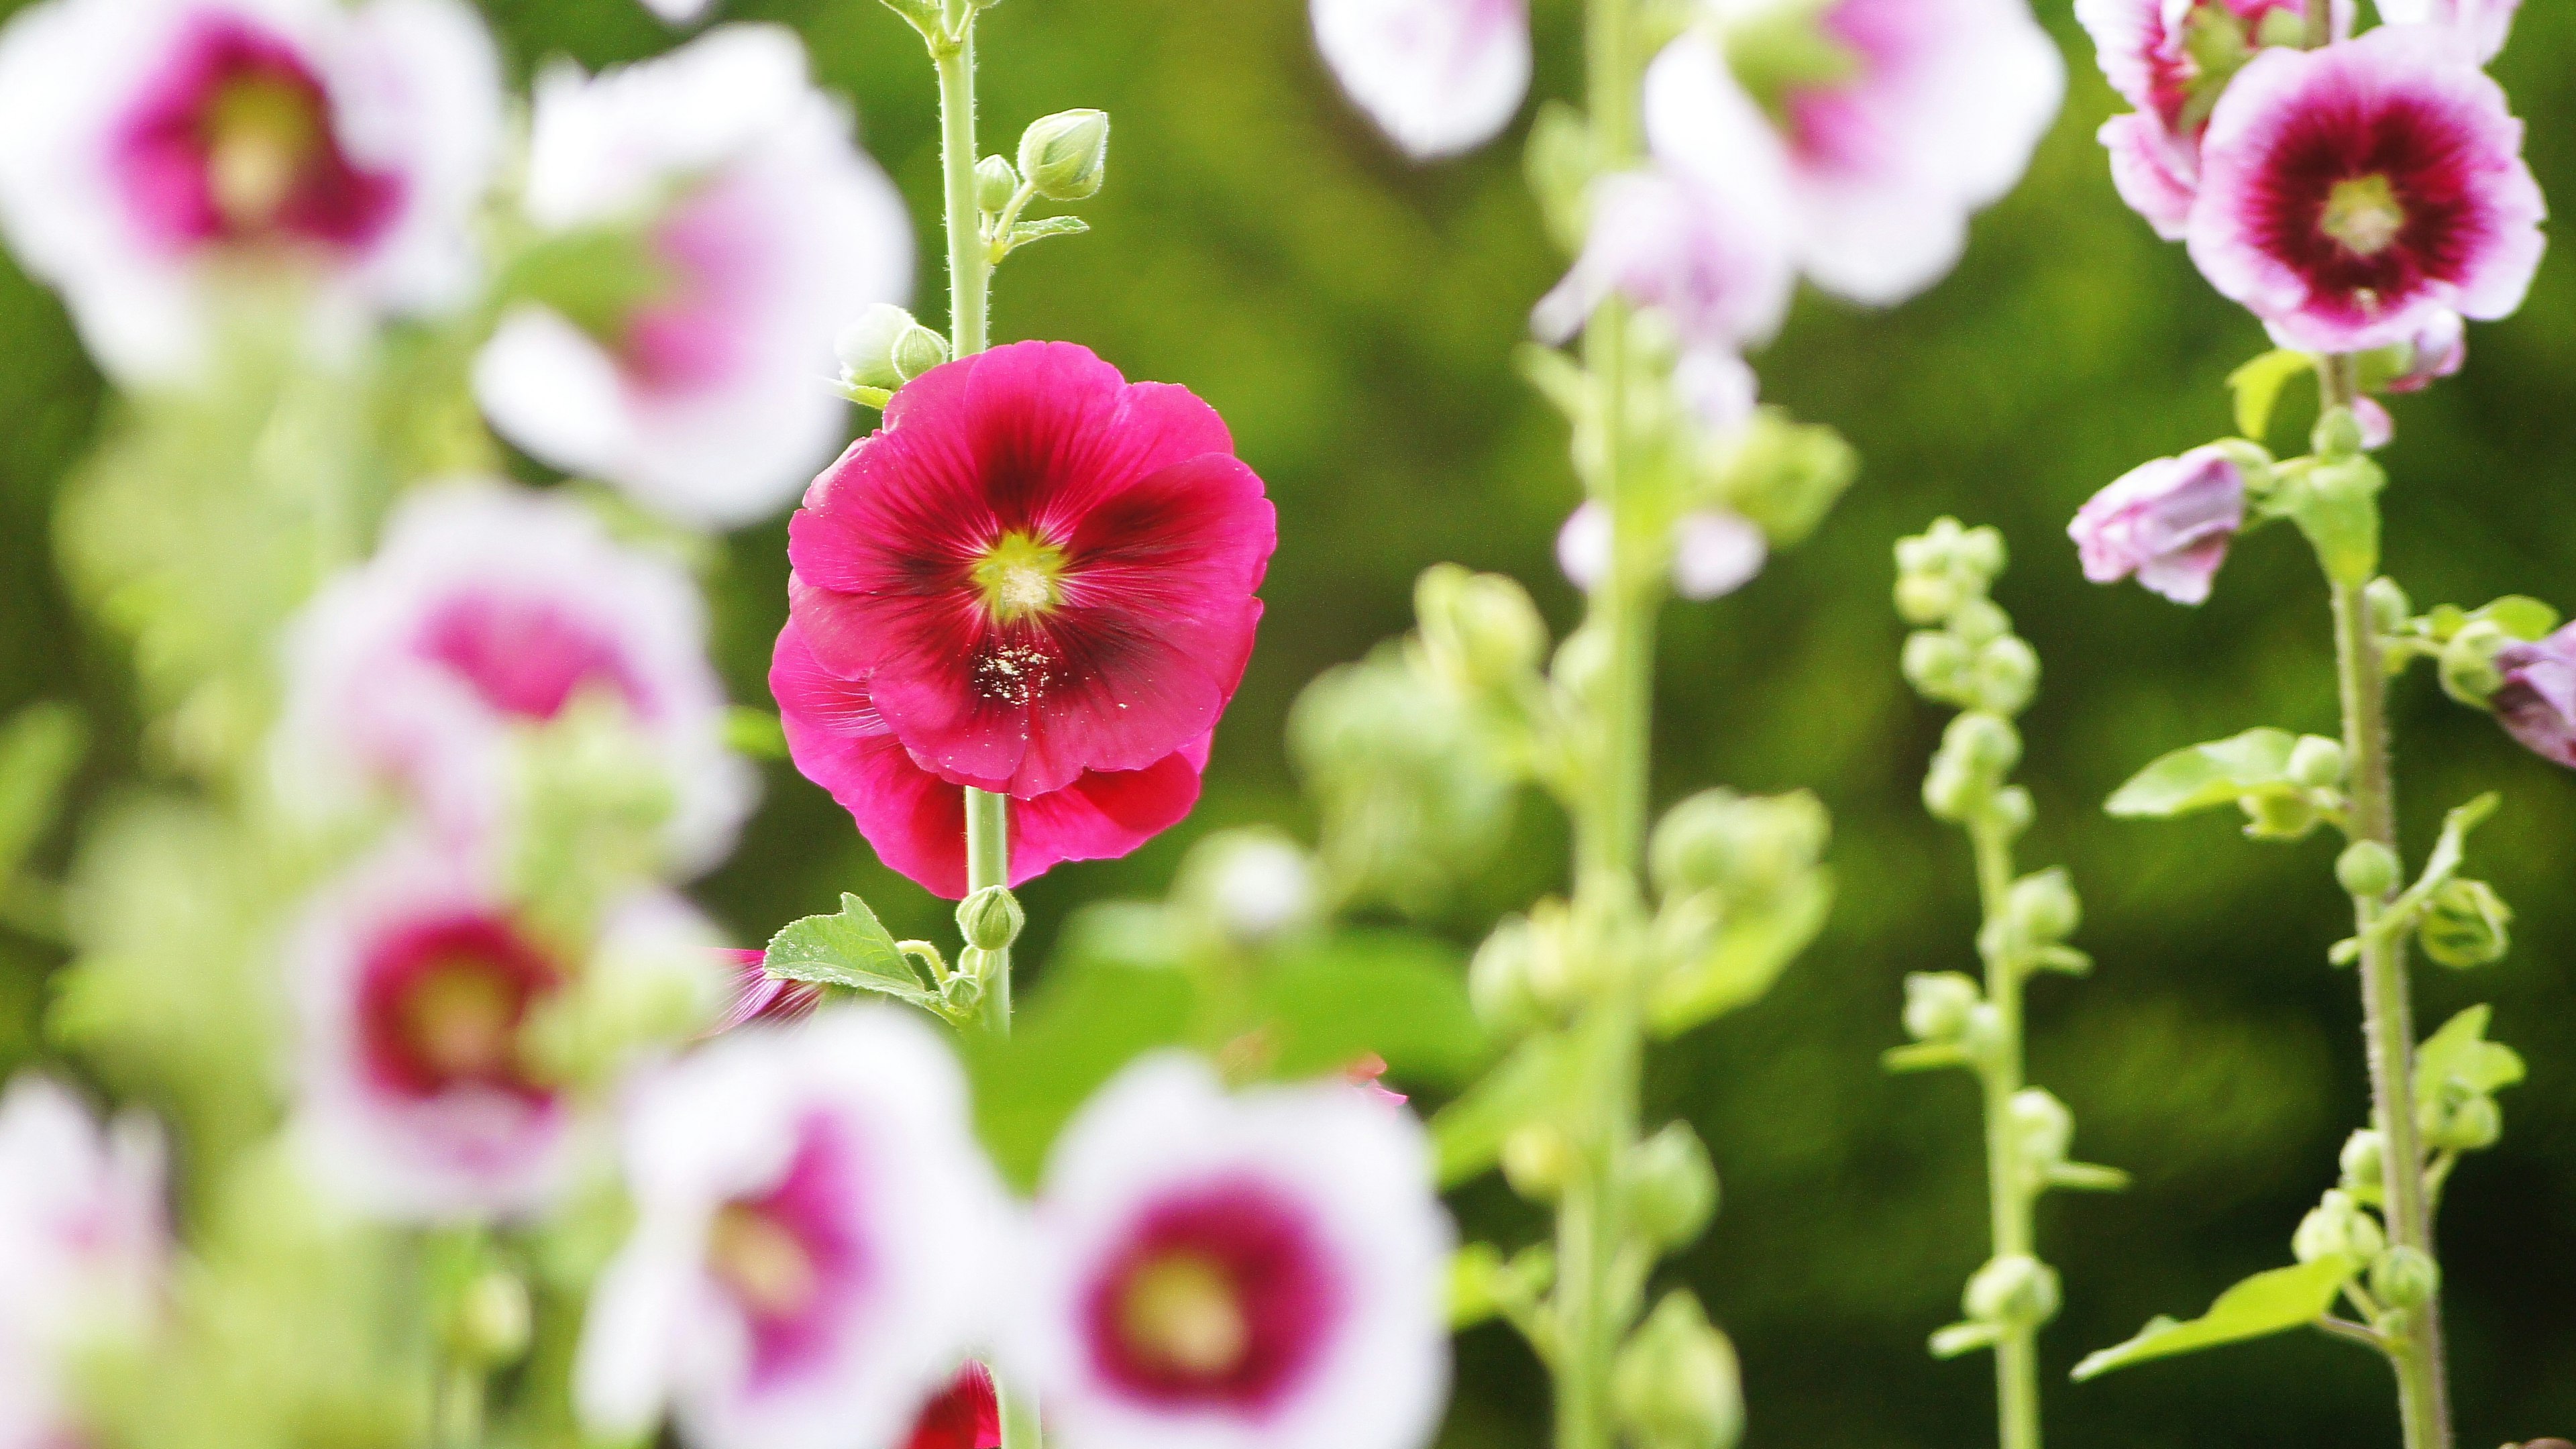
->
904, 1363, 1002, 1449
2187, 28, 2546, 354
279, 484, 755, 877
1646, 0, 2063, 307
786, 341, 1275, 800
2490, 624, 2576, 768
2069, 445, 2248, 606
0, 0, 499, 382
710, 949, 824, 1036
771, 619, 1210, 900
474, 26, 911, 528
0, 1077, 165, 1449
1013, 1055, 1452, 1449
2377, 0, 2519, 64
1309, 0, 1529, 160
576, 1008, 1012, 1449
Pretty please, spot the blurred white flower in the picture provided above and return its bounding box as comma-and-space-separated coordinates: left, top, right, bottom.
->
474, 25, 912, 528
0, 0, 499, 382
576, 1008, 1013, 1449
1647, 0, 2063, 306
1310, 0, 1530, 160
1557, 501, 1769, 602
1012, 1053, 1452, 1449
277, 482, 755, 877
0, 1077, 165, 1449
2377, 0, 2518, 64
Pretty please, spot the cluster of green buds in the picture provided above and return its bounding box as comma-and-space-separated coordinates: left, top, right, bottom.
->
2367, 580, 2562, 708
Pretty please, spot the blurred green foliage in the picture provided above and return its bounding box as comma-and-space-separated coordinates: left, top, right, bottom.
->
3, 0, 2574, 1446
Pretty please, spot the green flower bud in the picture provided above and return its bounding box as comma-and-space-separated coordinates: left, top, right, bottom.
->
1628, 1122, 1721, 1251
1612, 1293, 1743, 1449
2008, 1087, 2074, 1169
1901, 631, 1970, 700
1923, 757, 1979, 824
2439, 619, 2510, 706
1501, 1124, 1574, 1201
1647, 789, 1830, 903
2314, 404, 2367, 459
2006, 868, 2082, 946
1893, 529, 1952, 580
1971, 635, 2039, 716
1417, 564, 1547, 691
2286, 735, 2348, 790
834, 303, 917, 391
957, 945, 998, 992
2241, 789, 2322, 841
1018, 108, 1110, 201
2292, 1188, 2387, 1265
451, 1269, 533, 1366
2336, 841, 2400, 898
1469, 916, 1546, 1034
1902, 972, 1981, 1042
1988, 786, 2035, 841
1955, 525, 2007, 583
2339, 1129, 2386, 1203
2370, 1244, 2440, 1308
892, 321, 951, 382
1552, 625, 1612, 701
1944, 712, 2022, 778
1950, 597, 2010, 648
2420, 1088, 2502, 1152
956, 886, 1026, 951
2365, 576, 2414, 637
1963, 1254, 2061, 1330
975, 153, 1021, 214
2419, 877, 2511, 969
1894, 574, 1957, 627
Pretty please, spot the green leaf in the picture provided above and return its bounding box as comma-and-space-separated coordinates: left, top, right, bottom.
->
722, 706, 788, 761
1648, 871, 1834, 1036
2071, 1257, 2355, 1380
2414, 1005, 2525, 1099
1256, 930, 1492, 1087
1430, 1034, 1578, 1187
961, 960, 1196, 1189
1049, 900, 1188, 974
2228, 348, 2315, 441
1002, 215, 1090, 254
763, 894, 934, 1005
2471, 596, 2561, 642
2106, 729, 2302, 818
0, 703, 86, 884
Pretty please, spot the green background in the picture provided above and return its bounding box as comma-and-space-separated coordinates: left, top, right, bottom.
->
3, 0, 2572, 1445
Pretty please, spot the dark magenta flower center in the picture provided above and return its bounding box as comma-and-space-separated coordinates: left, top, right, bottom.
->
356, 915, 558, 1101
416, 590, 653, 723
1083, 1177, 1344, 1413
2250, 91, 2479, 323
706, 1110, 874, 1389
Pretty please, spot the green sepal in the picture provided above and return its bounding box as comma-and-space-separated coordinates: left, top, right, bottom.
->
2414, 1005, 2524, 1102
1431, 1033, 1579, 1187
2046, 1161, 2133, 1192
763, 893, 936, 1006
2277, 456, 2386, 587
1882, 1041, 1970, 1074
1929, 1320, 2003, 1360
2070, 1256, 2359, 1381
2106, 728, 2322, 818
2228, 348, 2314, 441
837, 381, 896, 410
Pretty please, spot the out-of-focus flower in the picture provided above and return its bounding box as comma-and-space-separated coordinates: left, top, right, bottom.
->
1646, 0, 2063, 307
1014, 1054, 1451, 1449
786, 341, 1275, 800
576, 1008, 1012, 1449
0, 0, 498, 382
771, 619, 1208, 900
2068, 445, 2247, 605
1557, 501, 1770, 602
2377, 0, 2519, 64
474, 25, 910, 528
2187, 28, 2546, 354
710, 949, 822, 1035
2383, 309, 2467, 392
289, 837, 722, 1221
2490, 624, 2576, 768
634, 0, 714, 28
1344, 1055, 1407, 1109
904, 1363, 1002, 1449
0, 1077, 164, 1449
279, 483, 754, 875
1309, 0, 1529, 160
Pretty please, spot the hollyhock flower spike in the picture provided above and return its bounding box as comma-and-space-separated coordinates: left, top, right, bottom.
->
1310, 0, 1529, 160
772, 619, 1211, 900
2187, 27, 2546, 354
2377, 0, 2520, 64
0, 0, 500, 382
575, 1008, 1013, 1449
278, 483, 755, 875
1646, 0, 2063, 306
786, 340, 1276, 800
2489, 624, 2576, 769
1012, 1053, 1452, 1449
2069, 445, 2249, 606
474, 25, 912, 527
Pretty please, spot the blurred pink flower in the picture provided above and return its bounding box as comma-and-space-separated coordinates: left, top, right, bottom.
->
2069, 445, 2248, 606
576, 1008, 1011, 1449
711, 949, 824, 1036
0, 0, 498, 382
903, 1363, 1002, 1449
2383, 309, 2467, 392
1309, 0, 1529, 160
278, 484, 753, 876
1646, 0, 2062, 307
2490, 624, 2576, 769
2376, 0, 2520, 63
2187, 28, 2546, 354
1013, 1055, 1450, 1449
1557, 502, 1770, 602
0, 1077, 164, 1449
473, 25, 912, 527
771, 619, 1210, 900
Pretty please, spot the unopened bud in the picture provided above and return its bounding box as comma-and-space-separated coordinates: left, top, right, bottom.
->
1185, 831, 1316, 945
2242, 789, 2321, 841
1964, 1254, 2061, 1329
2292, 1189, 2387, 1265
2286, 735, 2347, 790
1648, 789, 1829, 902
2337, 841, 2400, 899
1470, 916, 1546, 1034
892, 322, 951, 382
2439, 620, 2510, 706
2314, 405, 2367, 459
2365, 576, 2414, 636
1971, 636, 2039, 716
958, 945, 998, 991
1894, 573, 1958, 627
2419, 877, 2511, 969
2006, 868, 2081, 946
1950, 598, 2010, 649
975, 154, 1021, 214
453, 1269, 532, 1365
835, 303, 917, 391
1988, 786, 2035, 840
1627, 1123, 1719, 1251
2339, 1130, 2386, 1203
957, 887, 1026, 951
1902, 972, 1981, 1042
2008, 1088, 2074, 1169
1955, 526, 2007, 582
2420, 1089, 2502, 1152
1018, 108, 1110, 201
1943, 712, 2022, 779
1417, 564, 1546, 690
1923, 757, 1978, 823
2370, 1245, 2440, 1308
1612, 1293, 1743, 1449
1902, 631, 1970, 699
1501, 1125, 1575, 1201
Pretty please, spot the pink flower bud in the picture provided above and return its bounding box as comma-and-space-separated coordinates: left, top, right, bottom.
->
2068, 446, 2247, 606
2492, 625, 2576, 768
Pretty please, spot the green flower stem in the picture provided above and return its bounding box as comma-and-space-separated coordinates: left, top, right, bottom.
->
967, 784, 1014, 1034
1969, 813, 2041, 1449
431, 1358, 484, 1449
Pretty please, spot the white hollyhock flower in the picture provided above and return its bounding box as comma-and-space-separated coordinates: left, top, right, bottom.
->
1310, 0, 1531, 160
1012, 1054, 1452, 1449
277, 482, 755, 877
576, 1008, 1014, 1449
474, 25, 912, 528
2377, 0, 2518, 64
1557, 500, 1770, 602
0, 1077, 164, 1449
0, 0, 499, 382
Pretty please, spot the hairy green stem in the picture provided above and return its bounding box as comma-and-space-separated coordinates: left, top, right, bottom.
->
1970, 816, 2041, 1449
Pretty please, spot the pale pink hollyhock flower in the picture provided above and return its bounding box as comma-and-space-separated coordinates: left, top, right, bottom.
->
2188, 28, 2546, 354
2383, 309, 2467, 393
0, 0, 498, 382
1646, 0, 2063, 307
576, 1008, 1012, 1449
2377, 0, 2519, 64
0, 1078, 164, 1449
1310, 0, 1529, 160
2068, 445, 2247, 605
1558, 500, 1770, 602
278, 483, 754, 876
2491, 624, 2576, 769
474, 25, 911, 528
289, 836, 723, 1222
1012, 1054, 1452, 1449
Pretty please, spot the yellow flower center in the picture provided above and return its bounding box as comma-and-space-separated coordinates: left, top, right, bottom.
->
2322, 173, 2406, 258
205, 77, 321, 233
401, 959, 518, 1082
1118, 1253, 1250, 1379
707, 1203, 820, 1320
971, 532, 1069, 623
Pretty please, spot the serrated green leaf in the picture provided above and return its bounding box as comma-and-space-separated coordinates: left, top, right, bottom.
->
1256, 930, 1491, 1087
1648, 871, 1834, 1036
2106, 729, 2302, 818
2228, 348, 2314, 441
1430, 1034, 1578, 1187
0, 703, 86, 884
1003, 215, 1089, 253
2071, 1256, 2355, 1380
763, 894, 933, 1004
2414, 1005, 2524, 1099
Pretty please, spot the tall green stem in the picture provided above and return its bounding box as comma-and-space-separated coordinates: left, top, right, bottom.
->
1970, 817, 2040, 1449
